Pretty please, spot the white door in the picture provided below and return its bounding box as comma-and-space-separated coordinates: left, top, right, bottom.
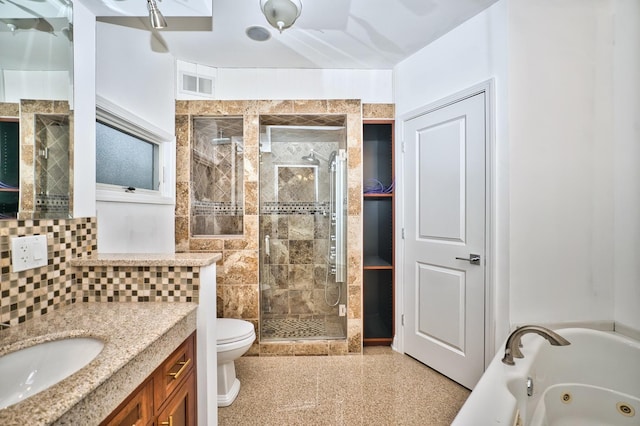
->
403, 92, 486, 389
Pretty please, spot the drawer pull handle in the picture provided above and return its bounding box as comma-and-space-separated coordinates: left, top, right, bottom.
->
169, 358, 191, 380
160, 415, 173, 426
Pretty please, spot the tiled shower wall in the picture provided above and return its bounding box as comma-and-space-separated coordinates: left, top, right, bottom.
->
175, 100, 366, 355
19, 100, 73, 220
0, 217, 97, 326
175, 101, 394, 355
0, 100, 74, 220
191, 117, 244, 236
34, 114, 70, 218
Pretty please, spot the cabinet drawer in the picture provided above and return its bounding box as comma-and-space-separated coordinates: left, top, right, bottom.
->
101, 379, 154, 426
154, 334, 195, 411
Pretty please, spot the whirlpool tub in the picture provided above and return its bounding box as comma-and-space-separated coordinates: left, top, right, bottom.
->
453, 327, 640, 425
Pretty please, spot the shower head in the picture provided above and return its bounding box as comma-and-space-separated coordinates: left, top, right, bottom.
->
211, 129, 230, 144
301, 151, 320, 165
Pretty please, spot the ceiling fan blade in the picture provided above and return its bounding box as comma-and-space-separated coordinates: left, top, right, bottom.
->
150, 28, 169, 53
1, 18, 38, 30
34, 17, 55, 33
4, 0, 56, 34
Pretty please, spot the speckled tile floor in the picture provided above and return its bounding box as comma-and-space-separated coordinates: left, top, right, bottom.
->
218, 346, 470, 426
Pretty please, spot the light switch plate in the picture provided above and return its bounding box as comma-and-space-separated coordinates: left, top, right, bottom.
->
11, 235, 48, 272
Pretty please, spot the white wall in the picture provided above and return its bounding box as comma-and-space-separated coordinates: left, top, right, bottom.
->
613, 0, 640, 332
2, 71, 70, 103
212, 68, 393, 103
394, 1, 510, 351
73, 1, 96, 218
95, 22, 176, 253
508, 0, 615, 325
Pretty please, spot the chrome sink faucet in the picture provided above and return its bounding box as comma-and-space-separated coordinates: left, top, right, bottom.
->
501, 325, 570, 365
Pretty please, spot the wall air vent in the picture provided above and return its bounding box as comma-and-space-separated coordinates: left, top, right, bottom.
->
176, 60, 216, 100
180, 72, 214, 96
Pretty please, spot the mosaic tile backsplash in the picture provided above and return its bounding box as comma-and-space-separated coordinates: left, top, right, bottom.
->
0, 217, 96, 326
75, 266, 199, 303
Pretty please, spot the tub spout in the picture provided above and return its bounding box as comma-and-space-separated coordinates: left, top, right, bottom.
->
501, 325, 570, 365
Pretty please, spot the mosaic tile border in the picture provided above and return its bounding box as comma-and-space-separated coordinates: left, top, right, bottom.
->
261, 201, 330, 215
75, 266, 200, 303
192, 200, 243, 216
0, 217, 97, 326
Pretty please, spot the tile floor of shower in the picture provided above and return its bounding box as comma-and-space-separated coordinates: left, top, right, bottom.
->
261, 316, 346, 341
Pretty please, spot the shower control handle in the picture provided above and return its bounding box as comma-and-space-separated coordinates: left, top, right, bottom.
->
265, 235, 270, 257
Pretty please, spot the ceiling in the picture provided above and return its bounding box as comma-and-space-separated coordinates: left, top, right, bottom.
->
0, 0, 499, 71
93, 0, 499, 70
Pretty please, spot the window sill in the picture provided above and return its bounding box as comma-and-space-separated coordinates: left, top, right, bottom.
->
97, 188, 174, 206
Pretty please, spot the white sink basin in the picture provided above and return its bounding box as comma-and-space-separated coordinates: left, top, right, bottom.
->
0, 337, 104, 409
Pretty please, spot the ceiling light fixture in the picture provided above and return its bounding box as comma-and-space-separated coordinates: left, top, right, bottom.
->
260, 0, 302, 33
147, 0, 168, 29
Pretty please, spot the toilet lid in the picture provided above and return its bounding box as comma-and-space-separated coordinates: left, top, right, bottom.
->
217, 318, 255, 345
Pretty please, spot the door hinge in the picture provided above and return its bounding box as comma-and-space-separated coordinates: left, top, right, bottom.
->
402, 228, 405, 239
401, 314, 404, 326
401, 141, 405, 153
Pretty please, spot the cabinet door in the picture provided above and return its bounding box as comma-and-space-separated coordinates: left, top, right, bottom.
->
156, 372, 197, 426
102, 379, 154, 426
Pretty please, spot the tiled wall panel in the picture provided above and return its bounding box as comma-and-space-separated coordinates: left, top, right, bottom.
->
0, 217, 96, 326
175, 100, 389, 355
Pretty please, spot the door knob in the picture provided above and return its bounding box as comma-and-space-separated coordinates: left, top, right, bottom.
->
455, 254, 481, 265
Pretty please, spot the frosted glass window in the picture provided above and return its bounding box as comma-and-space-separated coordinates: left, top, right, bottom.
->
96, 121, 159, 191
199, 77, 212, 95
183, 74, 197, 92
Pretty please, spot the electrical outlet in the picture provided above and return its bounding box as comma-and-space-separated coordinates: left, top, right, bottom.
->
339, 304, 346, 316
11, 235, 48, 273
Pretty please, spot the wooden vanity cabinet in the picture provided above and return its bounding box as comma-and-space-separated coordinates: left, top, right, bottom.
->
156, 372, 197, 426
102, 380, 154, 426
101, 333, 196, 426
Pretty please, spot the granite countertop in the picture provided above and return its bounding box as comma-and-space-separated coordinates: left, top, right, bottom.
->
0, 302, 198, 425
70, 252, 222, 267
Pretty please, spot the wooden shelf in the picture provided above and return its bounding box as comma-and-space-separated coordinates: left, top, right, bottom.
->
362, 120, 395, 346
363, 337, 393, 346
363, 255, 392, 269
0, 188, 19, 193
364, 193, 393, 198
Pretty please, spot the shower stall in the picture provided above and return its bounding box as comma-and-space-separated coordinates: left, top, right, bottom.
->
34, 114, 70, 218
259, 116, 348, 341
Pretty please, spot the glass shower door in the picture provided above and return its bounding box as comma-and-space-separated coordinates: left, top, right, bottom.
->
259, 121, 347, 341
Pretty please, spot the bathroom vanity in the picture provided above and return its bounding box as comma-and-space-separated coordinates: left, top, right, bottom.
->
0, 251, 221, 425
0, 303, 197, 424
101, 332, 197, 426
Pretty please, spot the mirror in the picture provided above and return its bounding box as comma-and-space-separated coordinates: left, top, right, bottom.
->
0, 0, 74, 219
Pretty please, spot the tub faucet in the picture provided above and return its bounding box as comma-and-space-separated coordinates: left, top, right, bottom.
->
501, 325, 570, 365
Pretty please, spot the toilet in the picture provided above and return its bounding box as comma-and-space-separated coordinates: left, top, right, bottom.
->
216, 318, 256, 407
